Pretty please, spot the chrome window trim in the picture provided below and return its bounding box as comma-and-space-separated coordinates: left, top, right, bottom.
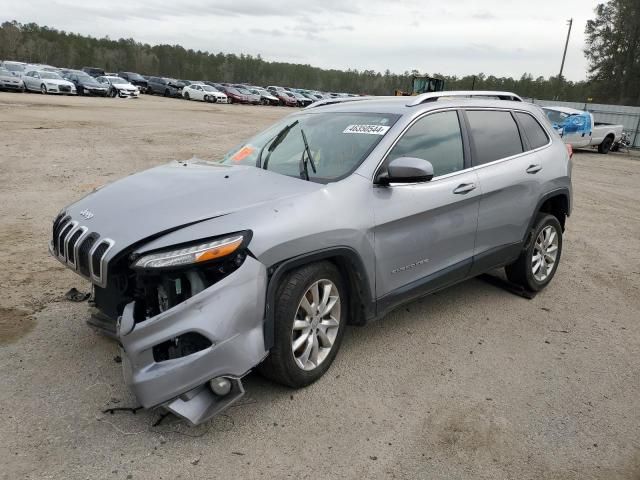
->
373, 106, 554, 187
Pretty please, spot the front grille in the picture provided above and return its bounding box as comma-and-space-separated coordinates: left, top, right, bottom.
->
51, 214, 115, 287
59, 85, 71, 92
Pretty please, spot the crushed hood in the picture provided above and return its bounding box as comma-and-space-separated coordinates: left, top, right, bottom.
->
63, 160, 321, 257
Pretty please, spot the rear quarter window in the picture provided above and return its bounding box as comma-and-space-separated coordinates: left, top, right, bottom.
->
466, 110, 523, 165
514, 112, 549, 150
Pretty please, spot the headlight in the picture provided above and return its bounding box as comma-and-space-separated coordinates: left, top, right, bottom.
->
132, 233, 248, 269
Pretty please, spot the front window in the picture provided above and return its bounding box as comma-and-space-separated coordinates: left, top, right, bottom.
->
109, 77, 127, 84
386, 111, 465, 177
222, 112, 399, 183
40, 72, 62, 80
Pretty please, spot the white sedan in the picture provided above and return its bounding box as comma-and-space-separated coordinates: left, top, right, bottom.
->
96, 76, 139, 98
23, 70, 77, 95
182, 83, 228, 103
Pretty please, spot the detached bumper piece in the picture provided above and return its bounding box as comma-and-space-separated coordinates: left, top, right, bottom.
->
163, 378, 245, 425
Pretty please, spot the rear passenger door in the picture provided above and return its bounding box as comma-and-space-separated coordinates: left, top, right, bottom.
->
465, 109, 550, 273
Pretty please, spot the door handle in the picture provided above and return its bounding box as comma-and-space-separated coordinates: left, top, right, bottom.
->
526, 164, 542, 174
453, 183, 476, 194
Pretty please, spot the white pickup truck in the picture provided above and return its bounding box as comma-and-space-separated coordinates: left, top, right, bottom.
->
543, 106, 624, 154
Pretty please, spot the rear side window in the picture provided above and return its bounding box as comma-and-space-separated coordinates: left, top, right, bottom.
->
466, 110, 523, 165
386, 111, 464, 177
514, 112, 549, 150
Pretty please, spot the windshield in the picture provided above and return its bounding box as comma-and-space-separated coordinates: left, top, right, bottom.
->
127, 72, 144, 81
543, 108, 570, 124
236, 87, 251, 94
40, 72, 62, 80
222, 112, 399, 183
76, 73, 95, 82
4, 64, 24, 72
109, 77, 127, 84
201, 85, 217, 92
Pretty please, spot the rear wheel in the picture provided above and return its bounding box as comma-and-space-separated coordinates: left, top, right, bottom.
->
598, 136, 613, 154
259, 261, 347, 388
506, 213, 562, 292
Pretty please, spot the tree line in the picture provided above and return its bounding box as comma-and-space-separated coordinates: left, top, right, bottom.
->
1, 3, 638, 105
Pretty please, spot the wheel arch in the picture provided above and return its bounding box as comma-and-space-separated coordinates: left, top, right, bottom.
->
263, 247, 375, 350
525, 189, 570, 244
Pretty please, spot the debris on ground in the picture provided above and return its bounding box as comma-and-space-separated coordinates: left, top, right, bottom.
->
64, 288, 90, 302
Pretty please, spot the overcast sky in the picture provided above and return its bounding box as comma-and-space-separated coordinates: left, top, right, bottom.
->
4, 0, 601, 80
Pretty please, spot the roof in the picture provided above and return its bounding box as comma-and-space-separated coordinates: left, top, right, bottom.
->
304, 94, 539, 116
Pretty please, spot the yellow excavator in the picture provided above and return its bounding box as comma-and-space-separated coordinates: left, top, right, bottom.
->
394, 75, 445, 96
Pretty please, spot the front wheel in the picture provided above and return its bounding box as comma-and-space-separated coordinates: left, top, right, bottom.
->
506, 213, 563, 292
110, 88, 117, 98
40, 84, 47, 95
259, 261, 347, 388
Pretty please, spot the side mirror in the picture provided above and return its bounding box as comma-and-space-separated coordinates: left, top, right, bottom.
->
378, 157, 434, 185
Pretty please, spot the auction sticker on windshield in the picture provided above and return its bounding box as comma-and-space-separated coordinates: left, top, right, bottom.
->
343, 124, 391, 135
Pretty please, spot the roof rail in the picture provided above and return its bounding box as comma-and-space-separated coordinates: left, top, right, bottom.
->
305, 96, 395, 109
407, 90, 524, 107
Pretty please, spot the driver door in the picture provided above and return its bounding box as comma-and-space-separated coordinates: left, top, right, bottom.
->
371, 109, 480, 309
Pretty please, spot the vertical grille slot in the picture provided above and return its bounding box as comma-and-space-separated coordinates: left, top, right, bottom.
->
67, 229, 84, 264
57, 223, 74, 256
52, 215, 70, 255
91, 241, 111, 280
78, 234, 98, 277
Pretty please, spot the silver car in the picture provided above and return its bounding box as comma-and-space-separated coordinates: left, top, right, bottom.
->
50, 92, 572, 425
0, 67, 24, 91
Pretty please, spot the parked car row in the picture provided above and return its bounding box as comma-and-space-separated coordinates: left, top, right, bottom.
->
0, 59, 361, 106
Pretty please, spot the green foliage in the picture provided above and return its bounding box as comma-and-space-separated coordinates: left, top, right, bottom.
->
585, 0, 640, 105
0, 18, 636, 105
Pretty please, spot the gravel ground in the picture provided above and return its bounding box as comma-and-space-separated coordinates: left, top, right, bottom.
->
0, 92, 639, 480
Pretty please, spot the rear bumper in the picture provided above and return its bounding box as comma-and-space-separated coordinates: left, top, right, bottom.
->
117, 256, 268, 424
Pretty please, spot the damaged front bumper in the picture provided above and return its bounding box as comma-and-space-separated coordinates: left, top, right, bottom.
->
117, 256, 268, 425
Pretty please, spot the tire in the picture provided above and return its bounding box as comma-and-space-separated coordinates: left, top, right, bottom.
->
164, 89, 170, 97
598, 136, 613, 154
505, 213, 563, 292
40, 84, 47, 95
259, 261, 347, 388
184, 92, 190, 100
147, 88, 153, 95
204, 95, 210, 102
110, 88, 117, 98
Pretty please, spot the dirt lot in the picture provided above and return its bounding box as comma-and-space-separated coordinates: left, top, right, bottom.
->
0, 92, 639, 480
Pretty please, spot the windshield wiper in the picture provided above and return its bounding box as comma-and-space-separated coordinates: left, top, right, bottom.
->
259, 120, 299, 170
298, 127, 317, 180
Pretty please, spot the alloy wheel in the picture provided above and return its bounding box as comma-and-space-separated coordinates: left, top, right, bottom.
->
532, 225, 559, 282
291, 279, 341, 371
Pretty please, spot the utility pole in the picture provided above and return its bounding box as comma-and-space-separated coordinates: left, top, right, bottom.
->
557, 18, 573, 99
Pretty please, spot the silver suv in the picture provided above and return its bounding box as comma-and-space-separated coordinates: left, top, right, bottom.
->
50, 92, 572, 425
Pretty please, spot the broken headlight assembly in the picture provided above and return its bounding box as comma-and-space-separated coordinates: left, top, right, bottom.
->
130, 231, 252, 322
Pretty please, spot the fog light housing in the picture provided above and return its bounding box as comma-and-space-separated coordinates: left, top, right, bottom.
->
209, 377, 231, 396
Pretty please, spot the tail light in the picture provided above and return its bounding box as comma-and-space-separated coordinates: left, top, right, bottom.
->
566, 144, 573, 159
